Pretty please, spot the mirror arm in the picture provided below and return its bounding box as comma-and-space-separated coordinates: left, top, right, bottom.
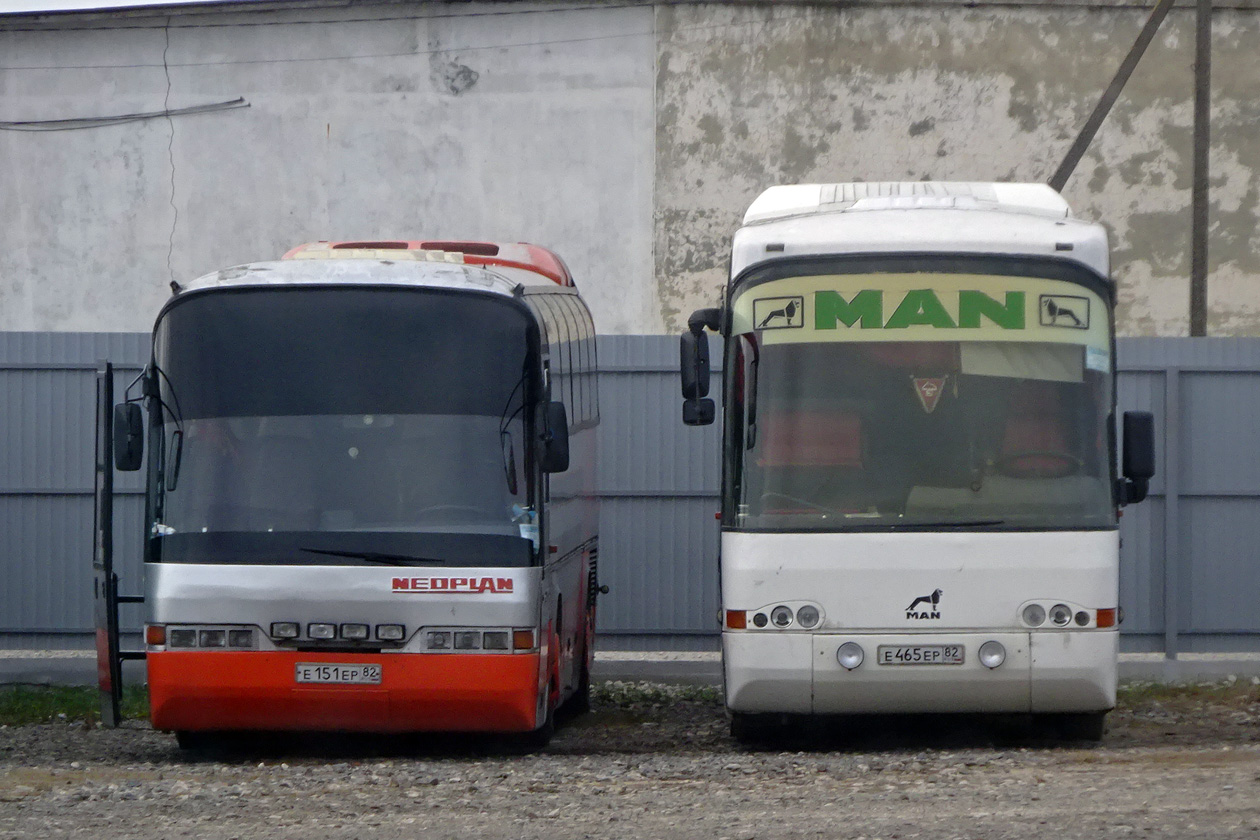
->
688, 307, 721, 335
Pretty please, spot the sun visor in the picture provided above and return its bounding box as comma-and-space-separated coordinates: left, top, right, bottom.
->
960, 342, 1083, 383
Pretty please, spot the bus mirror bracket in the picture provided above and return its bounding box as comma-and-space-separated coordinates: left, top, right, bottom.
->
112, 403, 144, 472
1119, 410, 1155, 505
540, 401, 570, 474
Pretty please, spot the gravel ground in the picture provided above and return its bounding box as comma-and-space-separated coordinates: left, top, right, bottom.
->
2, 681, 1259, 840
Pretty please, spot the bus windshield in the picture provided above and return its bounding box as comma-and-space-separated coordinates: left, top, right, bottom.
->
149, 287, 538, 566
723, 271, 1116, 532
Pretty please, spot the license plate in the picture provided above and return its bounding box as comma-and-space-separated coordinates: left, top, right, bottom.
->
876, 645, 964, 665
294, 663, 383, 685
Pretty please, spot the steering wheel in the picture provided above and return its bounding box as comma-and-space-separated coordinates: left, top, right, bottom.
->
994, 451, 1083, 479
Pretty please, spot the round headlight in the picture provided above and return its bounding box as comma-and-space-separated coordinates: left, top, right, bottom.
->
796, 605, 820, 629
752, 612, 768, 628
1075, 610, 1090, 627
978, 640, 1006, 669
1022, 604, 1046, 626
1050, 604, 1072, 626
836, 642, 864, 670
770, 606, 793, 628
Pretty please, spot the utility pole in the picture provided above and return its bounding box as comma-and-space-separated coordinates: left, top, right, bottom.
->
1190, 0, 1212, 337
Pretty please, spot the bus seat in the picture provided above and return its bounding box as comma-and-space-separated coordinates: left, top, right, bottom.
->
758, 410, 863, 468
999, 383, 1074, 478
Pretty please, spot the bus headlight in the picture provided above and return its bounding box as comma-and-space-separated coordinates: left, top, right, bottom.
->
1022, 604, 1046, 626
339, 623, 370, 641
308, 623, 337, 640
271, 622, 300, 640
795, 605, 820, 629
770, 606, 793, 628
1049, 604, 1072, 626
376, 624, 405, 642
836, 642, 864, 670
978, 640, 1006, 669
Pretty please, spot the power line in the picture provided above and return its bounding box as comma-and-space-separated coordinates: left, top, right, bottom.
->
0, 96, 247, 129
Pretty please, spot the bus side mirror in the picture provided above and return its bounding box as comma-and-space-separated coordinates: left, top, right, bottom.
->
113, 403, 144, 472
1119, 410, 1155, 505
540, 401, 570, 474
683, 398, 715, 426
680, 330, 710, 399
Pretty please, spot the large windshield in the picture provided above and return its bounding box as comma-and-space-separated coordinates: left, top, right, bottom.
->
724, 268, 1115, 532
149, 287, 538, 566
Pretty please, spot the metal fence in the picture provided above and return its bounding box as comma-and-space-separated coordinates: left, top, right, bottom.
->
3, 333, 1259, 653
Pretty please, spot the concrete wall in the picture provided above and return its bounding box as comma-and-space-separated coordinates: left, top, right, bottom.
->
4, 1, 1260, 336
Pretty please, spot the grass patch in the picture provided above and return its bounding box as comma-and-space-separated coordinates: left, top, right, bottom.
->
1118, 678, 1260, 711
592, 680, 723, 708
0, 686, 149, 726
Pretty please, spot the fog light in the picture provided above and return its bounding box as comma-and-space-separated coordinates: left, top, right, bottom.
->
271, 622, 300, 640
376, 624, 405, 642
169, 628, 197, 648
1074, 611, 1090, 627
308, 623, 336, 640
340, 623, 369, 641
837, 642, 864, 670
483, 631, 510, 650
771, 606, 793, 628
978, 640, 1006, 669
454, 631, 480, 650
796, 605, 820, 629
1022, 604, 1046, 626
228, 629, 254, 648
199, 629, 226, 648
427, 631, 450, 650
1049, 604, 1072, 627
752, 612, 768, 628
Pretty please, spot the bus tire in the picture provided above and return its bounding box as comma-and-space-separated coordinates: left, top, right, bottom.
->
561, 660, 592, 718
730, 712, 779, 745
1053, 711, 1107, 742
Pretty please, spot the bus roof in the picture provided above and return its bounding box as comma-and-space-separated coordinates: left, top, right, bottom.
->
283, 240, 574, 286
733, 182, 1109, 280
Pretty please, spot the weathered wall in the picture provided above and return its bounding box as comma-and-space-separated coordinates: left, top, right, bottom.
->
3, 1, 1260, 335
654, 3, 1260, 336
0, 2, 658, 333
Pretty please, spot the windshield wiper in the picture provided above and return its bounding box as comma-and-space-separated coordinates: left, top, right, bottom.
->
887, 519, 1006, 530
299, 548, 446, 566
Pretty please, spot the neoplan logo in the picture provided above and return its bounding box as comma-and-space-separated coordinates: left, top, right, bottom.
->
906, 588, 943, 620
753, 296, 804, 329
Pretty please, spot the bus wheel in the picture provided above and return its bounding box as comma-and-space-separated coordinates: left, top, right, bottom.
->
517, 684, 556, 751
1057, 711, 1107, 742
174, 731, 215, 751
561, 659, 592, 718
730, 712, 781, 745
1039, 711, 1106, 743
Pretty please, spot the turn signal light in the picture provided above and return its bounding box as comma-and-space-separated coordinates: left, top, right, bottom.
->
1096, 608, 1117, 628
513, 629, 536, 650
725, 610, 747, 630
145, 625, 166, 646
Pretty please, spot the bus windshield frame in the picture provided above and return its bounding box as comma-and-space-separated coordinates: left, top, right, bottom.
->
145, 285, 543, 567
722, 254, 1118, 534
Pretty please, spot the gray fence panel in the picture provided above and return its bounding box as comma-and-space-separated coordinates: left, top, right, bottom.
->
4, 332, 1260, 654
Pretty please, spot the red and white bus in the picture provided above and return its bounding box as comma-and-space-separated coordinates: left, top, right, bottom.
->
113, 240, 600, 747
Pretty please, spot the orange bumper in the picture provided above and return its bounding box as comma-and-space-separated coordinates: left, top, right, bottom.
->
148, 651, 541, 733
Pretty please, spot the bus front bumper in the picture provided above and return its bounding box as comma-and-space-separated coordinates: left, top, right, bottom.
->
147, 651, 542, 733
724, 630, 1117, 715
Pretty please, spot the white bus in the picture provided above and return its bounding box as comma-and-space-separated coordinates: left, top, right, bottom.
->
113, 240, 600, 748
680, 183, 1155, 741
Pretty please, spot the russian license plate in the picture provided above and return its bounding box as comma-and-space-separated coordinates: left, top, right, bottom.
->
294, 663, 383, 685
876, 645, 965, 666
